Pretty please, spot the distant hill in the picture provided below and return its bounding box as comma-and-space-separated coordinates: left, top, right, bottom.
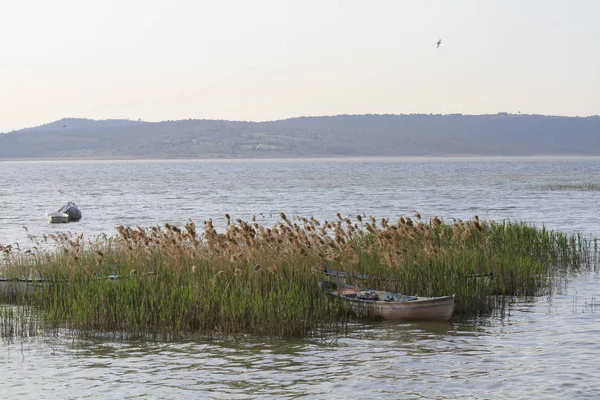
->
18, 118, 150, 133
1, 114, 600, 159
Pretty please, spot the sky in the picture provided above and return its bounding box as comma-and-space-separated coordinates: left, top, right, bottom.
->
1, 0, 599, 132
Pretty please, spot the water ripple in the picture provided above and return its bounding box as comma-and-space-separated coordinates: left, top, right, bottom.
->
2, 158, 600, 398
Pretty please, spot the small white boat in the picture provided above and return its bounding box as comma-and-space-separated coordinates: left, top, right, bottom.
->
320, 281, 455, 322
47, 212, 70, 224
47, 202, 82, 224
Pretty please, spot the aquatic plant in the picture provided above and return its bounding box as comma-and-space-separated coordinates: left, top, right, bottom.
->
0, 214, 596, 338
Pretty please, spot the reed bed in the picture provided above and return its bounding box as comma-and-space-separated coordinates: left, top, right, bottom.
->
0, 214, 596, 338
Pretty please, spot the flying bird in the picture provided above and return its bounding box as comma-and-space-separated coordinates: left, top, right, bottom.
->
436, 39, 442, 49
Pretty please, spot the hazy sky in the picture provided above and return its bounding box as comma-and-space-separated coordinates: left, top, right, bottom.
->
1, 0, 599, 132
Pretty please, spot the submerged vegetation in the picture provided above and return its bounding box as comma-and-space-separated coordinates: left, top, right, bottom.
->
1, 213, 597, 339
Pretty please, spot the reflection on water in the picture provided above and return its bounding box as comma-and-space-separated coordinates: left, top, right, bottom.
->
2, 158, 600, 398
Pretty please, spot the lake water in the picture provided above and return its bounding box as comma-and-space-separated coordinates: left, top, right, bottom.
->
1, 157, 600, 399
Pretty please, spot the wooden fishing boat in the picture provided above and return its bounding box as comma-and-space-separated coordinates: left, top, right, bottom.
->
320, 281, 455, 322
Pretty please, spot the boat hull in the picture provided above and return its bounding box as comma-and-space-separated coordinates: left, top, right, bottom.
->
344, 294, 455, 321
0, 279, 42, 299
321, 282, 455, 322
0, 275, 127, 300
48, 212, 70, 224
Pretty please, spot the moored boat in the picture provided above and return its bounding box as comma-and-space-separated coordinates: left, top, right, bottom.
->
48, 202, 82, 223
0, 278, 44, 298
0, 274, 129, 300
319, 281, 455, 322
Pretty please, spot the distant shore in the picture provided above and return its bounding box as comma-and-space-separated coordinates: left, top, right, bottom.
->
3, 114, 600, 159
2, 154, 600, 163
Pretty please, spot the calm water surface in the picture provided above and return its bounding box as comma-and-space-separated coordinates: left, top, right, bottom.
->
1, 157, 600, 399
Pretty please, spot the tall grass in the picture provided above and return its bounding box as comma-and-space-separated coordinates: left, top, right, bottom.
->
0, 214, 596, 338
